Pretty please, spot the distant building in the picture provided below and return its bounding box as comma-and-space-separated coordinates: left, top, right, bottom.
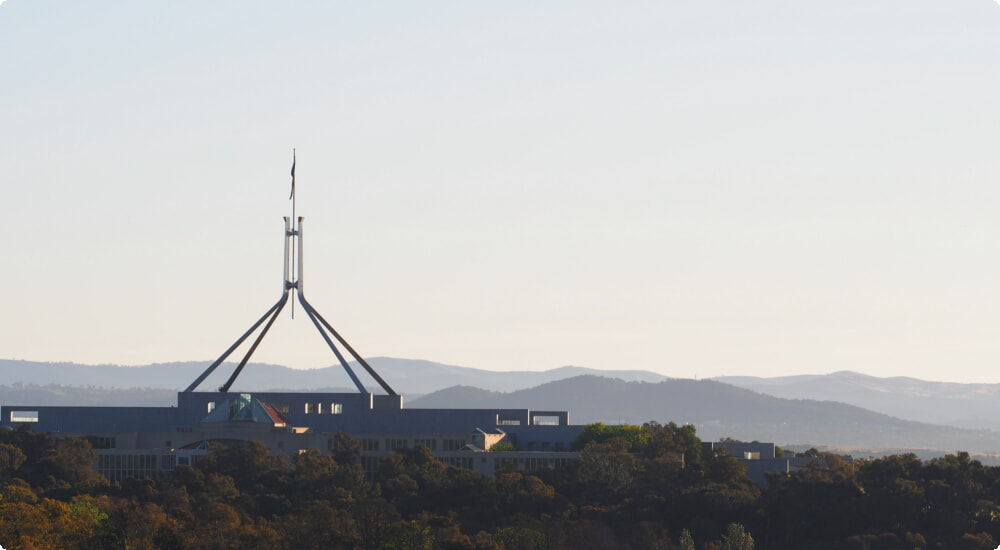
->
702, 440, 813, 486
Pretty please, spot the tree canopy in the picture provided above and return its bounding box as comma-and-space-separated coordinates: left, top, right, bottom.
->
2, 423, 1000, 549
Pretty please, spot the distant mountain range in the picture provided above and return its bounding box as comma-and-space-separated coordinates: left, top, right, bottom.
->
713, 371, 1000, 432
3, 358, 1000, 455
0, 358, 667, 395
407, 376, 1000, 455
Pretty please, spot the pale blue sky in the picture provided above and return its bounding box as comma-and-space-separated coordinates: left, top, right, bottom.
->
2, 1, 999, 383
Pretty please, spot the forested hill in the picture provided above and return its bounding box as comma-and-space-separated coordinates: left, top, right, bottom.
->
409, 375, 1000, 454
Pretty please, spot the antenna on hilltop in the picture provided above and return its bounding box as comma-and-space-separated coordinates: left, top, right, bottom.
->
184, 152, 397, 396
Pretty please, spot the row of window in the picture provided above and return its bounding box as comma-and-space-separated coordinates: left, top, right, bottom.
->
90, 446, 580, 486
385, 438, 408, 451
97, 454, 158, 470
442, 457, 475, 469
304, 402, 343, 414
204, 402, 344, 415
525, 441, 568, 452
493, 456, 574, 472
353, 438, 469, 453
364, 438, 456, 451
86, 436, 117, 449
96, 454, 160, 483
9, 411, 38, 423
414, 438, 437, 450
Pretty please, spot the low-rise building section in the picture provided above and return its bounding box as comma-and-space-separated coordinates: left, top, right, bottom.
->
2, 390, 583, 482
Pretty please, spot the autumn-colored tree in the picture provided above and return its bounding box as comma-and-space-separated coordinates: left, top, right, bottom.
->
272, 500, 357, 550
41, 437, 106, 496
0, 442, 27, 479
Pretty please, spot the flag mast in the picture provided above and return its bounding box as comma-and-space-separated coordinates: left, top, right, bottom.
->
290, 148, 296, 224
184, 151, 398, 395
289, 149, 297, 319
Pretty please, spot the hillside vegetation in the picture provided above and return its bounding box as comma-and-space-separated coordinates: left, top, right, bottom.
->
2, 422, 1000, 549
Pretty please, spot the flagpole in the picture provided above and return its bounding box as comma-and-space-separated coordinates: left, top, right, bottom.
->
290, 149, 297, 319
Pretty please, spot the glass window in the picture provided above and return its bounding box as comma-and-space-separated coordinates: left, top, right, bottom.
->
10, 411, 38, 423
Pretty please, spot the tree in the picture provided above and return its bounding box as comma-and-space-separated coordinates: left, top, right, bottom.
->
765, 450, 872, 547
495, 471, 555, 520
720, 522, 754, 550
386, 519, 435, 550
855, 454, 925, 535
0, 442, 27, 479
330, 431, 362, 466
355, 498, 400, 550
572, 423, 650, 452
643, 421, 701, 466
0, 427, 105, 496
289, 448, 369, 506
100, 497, 179, 550
576, 437, 637, 504
273, 501, 357, 550
493, 527, 552, 550
0, 425, 57, 480
376, 444, 451, 516
678, 528, 696, 550
196, 440, 272, 490
917, 452, 992, 545
0, 495, 107, 550
201, 502, 247, 549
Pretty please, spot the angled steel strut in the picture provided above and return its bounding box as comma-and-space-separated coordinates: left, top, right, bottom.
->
185, 200, 397, 395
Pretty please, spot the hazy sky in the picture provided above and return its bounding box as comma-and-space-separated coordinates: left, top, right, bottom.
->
2, 1, 999, 384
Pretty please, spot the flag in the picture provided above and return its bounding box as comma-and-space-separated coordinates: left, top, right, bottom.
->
289, 150, 296, 200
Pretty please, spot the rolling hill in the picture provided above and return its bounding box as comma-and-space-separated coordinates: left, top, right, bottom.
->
714, 371, 1000, 431
410, 375, 1000, 454
4, 358, 999, 453
0, 358, 667, 395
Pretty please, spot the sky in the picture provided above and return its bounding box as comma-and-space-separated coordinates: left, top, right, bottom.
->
2, 1, 999, 384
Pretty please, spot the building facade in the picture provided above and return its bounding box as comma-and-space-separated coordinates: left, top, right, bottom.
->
2, 390, 584, 482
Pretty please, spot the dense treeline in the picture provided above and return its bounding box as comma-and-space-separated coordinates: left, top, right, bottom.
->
2, 423, 1000, 549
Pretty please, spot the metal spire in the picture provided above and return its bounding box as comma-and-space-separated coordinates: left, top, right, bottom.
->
185, 155, 397, 396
